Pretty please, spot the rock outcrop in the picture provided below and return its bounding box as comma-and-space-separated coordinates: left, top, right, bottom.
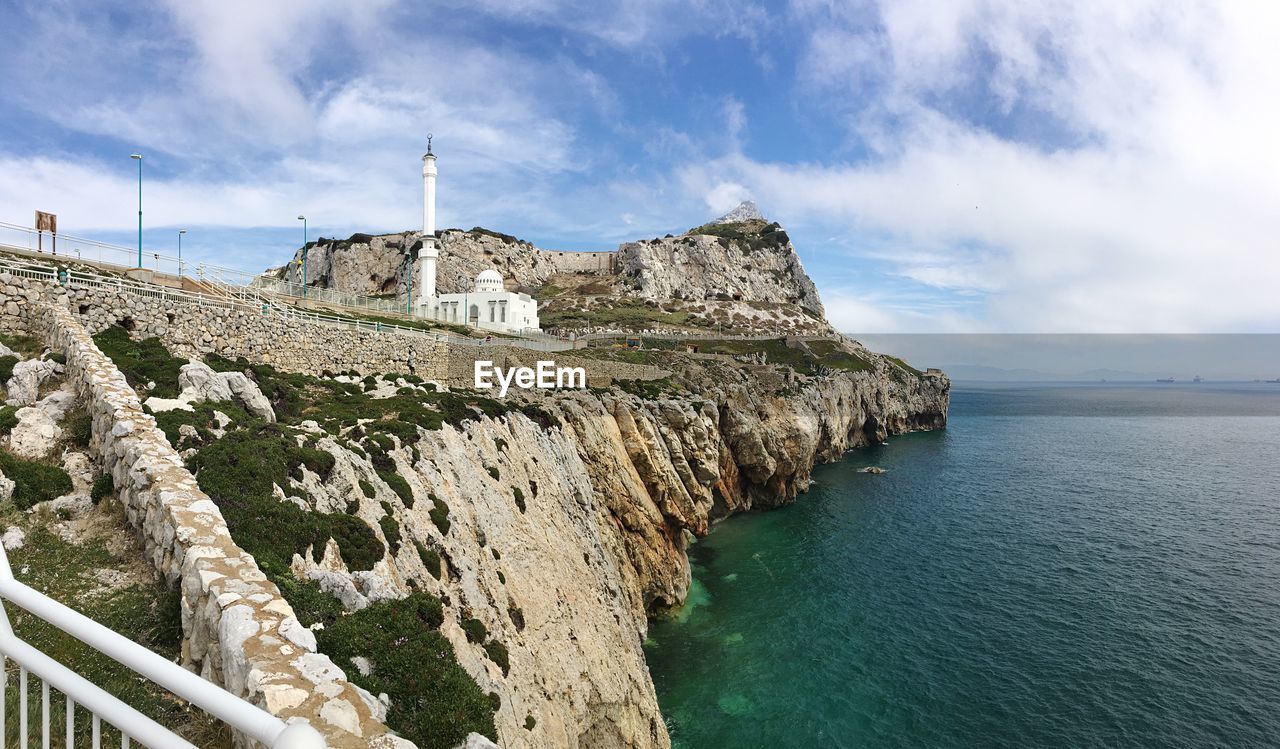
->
710, 199, 765, 224
615, 220, 825, 318
284, 349, 947, 749
5, 357, 64, 406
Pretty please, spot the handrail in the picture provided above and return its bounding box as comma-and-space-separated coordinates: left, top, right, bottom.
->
0, 542, 325, 748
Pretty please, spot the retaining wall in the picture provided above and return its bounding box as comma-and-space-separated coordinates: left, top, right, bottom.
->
0, 272, 447, 379
20, 296, 410, 748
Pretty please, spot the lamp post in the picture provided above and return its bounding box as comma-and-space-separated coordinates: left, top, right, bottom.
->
177, 229, 187, 277
130, 153, 143, 267
406, 247, 413, 316
297, 215, 307, 298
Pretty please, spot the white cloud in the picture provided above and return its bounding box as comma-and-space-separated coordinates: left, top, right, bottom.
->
746, 0, 1280, 332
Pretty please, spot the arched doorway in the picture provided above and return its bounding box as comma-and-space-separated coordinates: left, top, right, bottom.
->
469, 304, 479, 324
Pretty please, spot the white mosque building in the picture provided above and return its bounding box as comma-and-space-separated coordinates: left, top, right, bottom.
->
417, 139, 541, 334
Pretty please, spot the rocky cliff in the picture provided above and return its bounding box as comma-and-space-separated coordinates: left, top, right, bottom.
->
266, 202, 826, 328
277, 345, 947, 748
615, 217, 825, 319
268, 229, 558, 298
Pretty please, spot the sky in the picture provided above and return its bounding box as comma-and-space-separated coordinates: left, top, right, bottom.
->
1, 0, 1277, 334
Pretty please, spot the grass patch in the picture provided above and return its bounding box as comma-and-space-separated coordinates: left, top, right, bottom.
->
5, 525, 228, 748
318, 593, 497, 749
93, 326, 187, 398
91, 474, 115, 504
0, 332, 42, 357
0, 451, 72, 509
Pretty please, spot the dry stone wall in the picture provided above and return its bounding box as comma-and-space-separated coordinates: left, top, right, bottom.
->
0, 272, 446, 378
23, 299, 412, 749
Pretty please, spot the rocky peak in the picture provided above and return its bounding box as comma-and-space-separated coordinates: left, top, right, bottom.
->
710, 200, 764, 225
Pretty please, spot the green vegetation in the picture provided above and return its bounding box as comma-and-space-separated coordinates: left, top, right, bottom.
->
483, 640, 510, 675
512, 487, 526, 513
152, 401, 251, 448
188, 424, 380, 573
0, 354, 18, 383
468, 226, 525, 245
358, 478, 376, 498
461, 617, 488, 644
539, 300, 707, 331
64, 407, 92, 448
886, 355, 923, 377
90, 474, 115, 504
0, 404, 18, 435
4, 524, 228, 748
685, 219, 791, 252
379, 501, 402, 555
429, 495, 451, 536
486, 465, 500, 481
317, 593, 498, 749
93, 326, 187, 398
0, 332, 43, 357
525, 715, 537, 730
414, 540, 444, 579
274, 575, 345, 629
0, 451, 72, 509
380, 470, 414, 507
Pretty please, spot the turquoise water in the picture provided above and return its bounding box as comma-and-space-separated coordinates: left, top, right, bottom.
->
645, 383, 1280, 748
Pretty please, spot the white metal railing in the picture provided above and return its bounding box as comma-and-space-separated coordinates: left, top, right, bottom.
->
0, 544, 325, 749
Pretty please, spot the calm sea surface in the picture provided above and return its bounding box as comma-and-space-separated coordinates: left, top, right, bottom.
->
645, 382, 1280, 748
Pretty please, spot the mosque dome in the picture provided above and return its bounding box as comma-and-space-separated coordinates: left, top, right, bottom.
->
475, 269, 505, 293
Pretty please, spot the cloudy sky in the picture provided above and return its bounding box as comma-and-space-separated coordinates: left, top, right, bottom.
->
1, 0, 1276, 333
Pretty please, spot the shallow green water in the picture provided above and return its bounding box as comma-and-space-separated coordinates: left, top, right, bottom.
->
645, 383, 1280, 748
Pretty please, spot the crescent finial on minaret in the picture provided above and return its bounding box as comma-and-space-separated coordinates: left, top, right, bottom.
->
424, 133, 434, 159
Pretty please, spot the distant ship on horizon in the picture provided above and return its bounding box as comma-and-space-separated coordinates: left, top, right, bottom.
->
1156, 377, 1175, 383
1193, 375, 1203, 383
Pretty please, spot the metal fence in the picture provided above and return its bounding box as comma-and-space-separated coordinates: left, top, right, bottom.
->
0, 544, 325, 749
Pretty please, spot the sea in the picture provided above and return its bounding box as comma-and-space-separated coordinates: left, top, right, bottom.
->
644, 382, 1280, 748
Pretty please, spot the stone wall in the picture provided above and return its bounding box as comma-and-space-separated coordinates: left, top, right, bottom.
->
0, 272, 447, 379
27, 300, 410, 748
536, 249, 617, 275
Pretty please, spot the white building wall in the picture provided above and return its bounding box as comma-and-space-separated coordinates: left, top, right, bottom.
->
426, 291, 540, 334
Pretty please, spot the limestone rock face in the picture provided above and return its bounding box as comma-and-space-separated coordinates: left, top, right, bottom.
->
177, 361, 276, 422
284, 347, 947, 749
615, 222, 825, 318
711, 199, 764, 224
271, 229, 560, 298
5, 358, 64, 406
9, 388, 76, 459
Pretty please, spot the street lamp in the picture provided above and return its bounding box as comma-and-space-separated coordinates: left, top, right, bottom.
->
130, 153, 143, 267
178, 229, 187, 277
297, 215, 307, 298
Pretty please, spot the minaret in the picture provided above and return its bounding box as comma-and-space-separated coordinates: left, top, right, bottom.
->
420, 135, 438, 303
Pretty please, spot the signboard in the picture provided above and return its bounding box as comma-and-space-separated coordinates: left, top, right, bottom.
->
35, 210, 57, 254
